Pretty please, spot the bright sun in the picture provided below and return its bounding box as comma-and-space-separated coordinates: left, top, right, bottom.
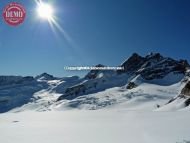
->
37, 2, 54, 20
35, 1, 68, 41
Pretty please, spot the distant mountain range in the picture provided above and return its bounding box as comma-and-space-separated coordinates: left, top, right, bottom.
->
0, 53, 190, 113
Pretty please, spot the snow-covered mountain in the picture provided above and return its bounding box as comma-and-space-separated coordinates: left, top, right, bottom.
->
0, 53, 190, 113
1, 53, 190, 143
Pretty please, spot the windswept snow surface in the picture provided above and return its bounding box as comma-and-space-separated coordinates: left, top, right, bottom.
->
0, 110, 190, 143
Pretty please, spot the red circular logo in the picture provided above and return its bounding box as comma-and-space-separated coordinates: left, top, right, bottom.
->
2, 2, 26, 26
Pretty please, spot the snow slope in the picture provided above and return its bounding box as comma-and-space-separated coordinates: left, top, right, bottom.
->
52, 73, 185, 111
7, 71, 186, 112
0, 53, 190, 143
0, 110, 190, 143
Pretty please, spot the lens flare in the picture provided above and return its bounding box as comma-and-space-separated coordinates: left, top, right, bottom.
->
37, 2, 54, 20
35, 0, 76, 51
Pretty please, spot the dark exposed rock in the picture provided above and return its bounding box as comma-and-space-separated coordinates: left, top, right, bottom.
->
118, 52, 189, 80
139, 55, 188, 80
173, 60, 189, 73
126, 82, 137, 89
167, 82, 190, 108
118, 53, 145, 74
57, 84, 87, 100
184, 98, 190, 106
167, 97, 176, 104
181, 81, 190, 96
84, 64, 106, 79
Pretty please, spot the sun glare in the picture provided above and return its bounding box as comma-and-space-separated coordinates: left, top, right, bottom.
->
35, 0, 73, 47
37, 2, 54, 20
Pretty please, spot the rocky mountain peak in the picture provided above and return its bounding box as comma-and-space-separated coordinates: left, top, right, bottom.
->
145, 52, 163, 61
35, 73, 56, 80
84, 64, 106, 79
120, 53, 145, 73
119, 52, 189, 80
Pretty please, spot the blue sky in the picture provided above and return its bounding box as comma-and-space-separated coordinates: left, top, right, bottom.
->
0, 0, 190, 77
